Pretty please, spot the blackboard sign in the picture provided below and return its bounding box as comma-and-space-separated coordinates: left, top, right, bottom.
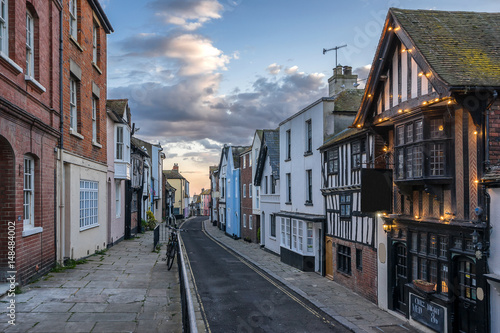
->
410, 294, 445, 332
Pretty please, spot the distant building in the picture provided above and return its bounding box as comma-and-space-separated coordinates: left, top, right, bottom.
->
164, 164, 190, 219
254, 129, 281, 254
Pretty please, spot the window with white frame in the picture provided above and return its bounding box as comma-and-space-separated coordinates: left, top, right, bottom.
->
306, 169, 312, 204
92, 96, 98, 143
243, 214, 246, 228
70, 77, 78, 131
249, 184, 252, 198
243, 154, 246, 168
271, 175, 275, 194
305, 119, 312, 153
227, 179, 231, 198
249, 151, 252, 167
116, 126, 124, 160
26, 10, 34, 77
270, 214, 276, 238
256, 188, 259, 209
243, 184, 246, 198
286, 129, 291, 160
115, 181, 121, 218
92, 23, 98, 64
69, 0, 77, 39
306, 222, 313, 253
23, 156, 35, 229
292, 219, 297, 250
265, 176, 268, 194
0, 0, 8, 54
249, 215, 253, 230
80, 180, 98, 229
286, 173, 291, 203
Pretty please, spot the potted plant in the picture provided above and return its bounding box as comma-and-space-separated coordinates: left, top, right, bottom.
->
413, 279, 436, 293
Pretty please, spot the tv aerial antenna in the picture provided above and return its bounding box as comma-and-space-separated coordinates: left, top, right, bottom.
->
322, 44, 347, 67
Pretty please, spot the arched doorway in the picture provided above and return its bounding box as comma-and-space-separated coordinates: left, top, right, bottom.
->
0, 136, 15, 283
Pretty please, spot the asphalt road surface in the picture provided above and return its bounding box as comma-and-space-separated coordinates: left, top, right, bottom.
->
181, 216, 351, 333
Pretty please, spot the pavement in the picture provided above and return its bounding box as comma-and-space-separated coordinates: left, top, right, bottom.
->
201, 219, 421, 333
0, 230, 182, 333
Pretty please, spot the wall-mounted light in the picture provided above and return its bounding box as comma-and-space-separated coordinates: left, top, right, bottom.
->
383, 220, 392, 233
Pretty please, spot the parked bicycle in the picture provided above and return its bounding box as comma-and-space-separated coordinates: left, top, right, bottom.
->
165, 224, 184, 270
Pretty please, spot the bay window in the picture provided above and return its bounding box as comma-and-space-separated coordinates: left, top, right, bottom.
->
395, 116, 449, 181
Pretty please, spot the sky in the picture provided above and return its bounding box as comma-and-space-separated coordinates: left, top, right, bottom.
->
102, 0, 500, 197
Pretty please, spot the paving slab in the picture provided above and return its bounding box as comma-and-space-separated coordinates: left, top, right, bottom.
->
0, 230, 182, 332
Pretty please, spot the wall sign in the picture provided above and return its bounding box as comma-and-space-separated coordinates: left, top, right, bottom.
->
410, 294, 445, 332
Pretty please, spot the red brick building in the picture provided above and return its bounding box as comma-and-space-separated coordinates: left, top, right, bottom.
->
0, 0, 62, 284
57, 0, 113, 262
240, 148, 257, 242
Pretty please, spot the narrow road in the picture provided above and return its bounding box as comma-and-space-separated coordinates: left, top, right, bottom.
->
181, 216, 350, 332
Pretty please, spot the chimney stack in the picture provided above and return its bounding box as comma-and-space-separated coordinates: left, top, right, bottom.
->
173, 163, 179, 172
328, 65, 358, 97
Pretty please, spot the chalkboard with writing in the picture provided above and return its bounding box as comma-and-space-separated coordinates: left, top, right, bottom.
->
410, 294, 445, 332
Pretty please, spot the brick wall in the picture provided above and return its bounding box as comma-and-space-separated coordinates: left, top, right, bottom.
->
62, 0, 108, 163
332, 240, 378, 304
0, 0, 60, 284
240, 153, 256, 241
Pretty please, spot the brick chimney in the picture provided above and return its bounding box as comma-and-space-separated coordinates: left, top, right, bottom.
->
173, 163, 179, 172
328, 65, 358, 97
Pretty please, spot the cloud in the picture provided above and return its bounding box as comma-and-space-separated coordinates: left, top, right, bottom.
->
109, 63, 327, 150
117, 33, 230, 76
266, 63, 282, 75
148, 0, 223, 31
285, 66, 299, 74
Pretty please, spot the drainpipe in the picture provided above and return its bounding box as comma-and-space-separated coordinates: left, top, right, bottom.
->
58, 7, 65, 263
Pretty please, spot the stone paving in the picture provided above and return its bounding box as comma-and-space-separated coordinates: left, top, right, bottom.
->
202, 220, 422, 333
0, 231, 182, 333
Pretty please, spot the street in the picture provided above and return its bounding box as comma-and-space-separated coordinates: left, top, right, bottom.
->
181, 216, 350, 333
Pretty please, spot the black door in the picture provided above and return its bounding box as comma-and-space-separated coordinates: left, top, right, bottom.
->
394, 243, 408, 315
124, 180, 132, 239
453, 257, 478, 333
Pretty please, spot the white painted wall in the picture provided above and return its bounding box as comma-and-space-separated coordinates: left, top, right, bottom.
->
279, 102, 324, 215
260, 152, 280, 254
63, 151, 108, 260
488, 188, 500, 333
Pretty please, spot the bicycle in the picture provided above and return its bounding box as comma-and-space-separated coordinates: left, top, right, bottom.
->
165, 225, 183, 270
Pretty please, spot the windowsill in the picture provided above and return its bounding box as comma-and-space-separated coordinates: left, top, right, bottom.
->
304, 202, 313, 206
285, 158, 291, 162
70, 35, 84, 52
22, 226, 43, 237
304, 151, 313, 157
92, 141, 102, 148
70, 129, 84, 140
336, 270, 352, 277
0, 51, 23, 74
394, 177, 453, 185
285, 202, 292, 205
92, 62, 102, 75
80, 224, 100, 232
25, 75, 46, 93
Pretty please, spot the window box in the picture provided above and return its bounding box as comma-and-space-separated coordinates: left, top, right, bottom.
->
413, 279, 436, 293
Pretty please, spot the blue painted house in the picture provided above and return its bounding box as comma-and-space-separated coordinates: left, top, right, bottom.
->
218, 145, 249, 239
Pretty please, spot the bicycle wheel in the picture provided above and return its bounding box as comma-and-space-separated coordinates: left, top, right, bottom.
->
166, 242, 177, 270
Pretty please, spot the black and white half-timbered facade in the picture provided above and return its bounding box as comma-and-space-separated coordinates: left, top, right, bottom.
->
320, 128, 389, 303
354, 8, 500, 333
